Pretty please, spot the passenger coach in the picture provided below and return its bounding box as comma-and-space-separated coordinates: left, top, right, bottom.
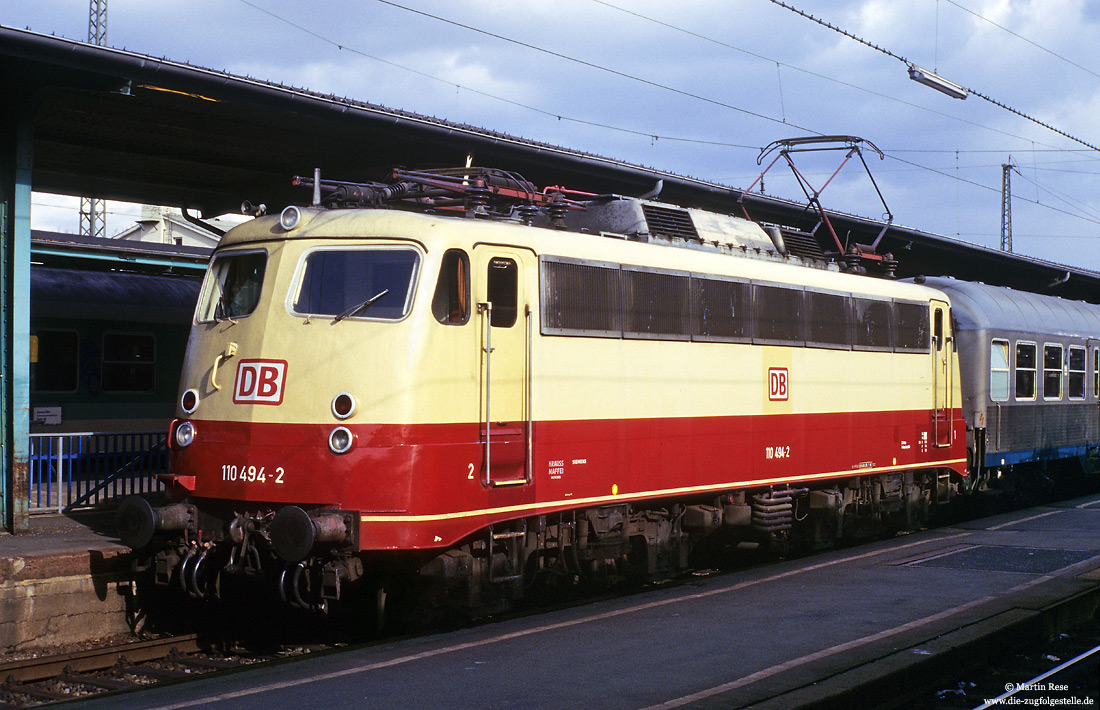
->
923, 277, 1100, 485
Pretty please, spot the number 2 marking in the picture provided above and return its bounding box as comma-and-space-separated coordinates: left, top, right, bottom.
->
468, 463, 475, 480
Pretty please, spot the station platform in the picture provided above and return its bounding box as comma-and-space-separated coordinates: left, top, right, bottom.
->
0, 511, 133, 651
66, 492, 1100, 710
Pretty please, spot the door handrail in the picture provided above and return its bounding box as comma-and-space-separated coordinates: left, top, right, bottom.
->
478, 301, 493, 485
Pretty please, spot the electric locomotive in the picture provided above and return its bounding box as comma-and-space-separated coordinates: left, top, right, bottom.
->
118, 166, 970, 617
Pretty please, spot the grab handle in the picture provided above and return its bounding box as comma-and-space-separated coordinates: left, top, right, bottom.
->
210, 342, 238, 391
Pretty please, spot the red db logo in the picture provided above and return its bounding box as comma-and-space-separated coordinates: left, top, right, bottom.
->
233, 359, 287, 405
768, 368, 788, 401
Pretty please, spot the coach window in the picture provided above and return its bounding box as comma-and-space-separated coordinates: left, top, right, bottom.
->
487, 257, 518, 327
432, 249, 470, 325
1068, 346, 1086, 400
989, 339, 1009, 401
1015, 342, 1036, 400
1043, 344, 1063, 400
102, 332, 156, 393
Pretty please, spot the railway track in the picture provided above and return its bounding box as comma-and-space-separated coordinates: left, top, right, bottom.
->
5, 489, 1095, 708
891, 618, 1100, 709
0, 569, 715, 708
0, 634, 293, 708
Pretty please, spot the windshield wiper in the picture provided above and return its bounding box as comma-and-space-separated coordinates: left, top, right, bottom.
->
213, 294, 236, 323
333, 289, 390, 323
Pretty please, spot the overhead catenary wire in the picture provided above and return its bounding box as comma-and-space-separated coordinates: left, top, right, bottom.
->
1013, 171, 1100, 223
234, 0, 759, 151
587, 0, 1100, 229
766, 0, 1100, 153
591, 0, 1065, 151
585, 0, 1100, 229
370, 0, 821, 136
943, 0, 1100, 83
370, 0, 1100, 227
230, 0, 1100, 233
237, 0, 1092, 162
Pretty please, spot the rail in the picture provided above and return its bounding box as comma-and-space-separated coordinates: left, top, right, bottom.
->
28, 431, 168, 513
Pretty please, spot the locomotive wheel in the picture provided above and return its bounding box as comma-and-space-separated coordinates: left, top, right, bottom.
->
356, 570, 420, 634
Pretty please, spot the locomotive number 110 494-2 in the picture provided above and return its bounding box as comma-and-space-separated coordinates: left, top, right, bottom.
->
220, 464, 285, 484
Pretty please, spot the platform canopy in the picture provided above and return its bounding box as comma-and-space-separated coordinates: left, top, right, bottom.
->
3, 25, 1100, 298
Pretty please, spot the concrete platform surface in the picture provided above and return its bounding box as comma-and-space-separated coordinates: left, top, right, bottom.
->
0, 511, 133, 651
64, 493, 1100, 710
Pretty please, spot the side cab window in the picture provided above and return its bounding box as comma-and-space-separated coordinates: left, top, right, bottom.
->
487, 257, 518, 328
432, 249, 470, 325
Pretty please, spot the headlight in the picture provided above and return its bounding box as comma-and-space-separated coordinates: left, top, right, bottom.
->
175, 421, 196, 448
331, 392, 356, 420
328, 426, 354, 454
280, 205, 302, 231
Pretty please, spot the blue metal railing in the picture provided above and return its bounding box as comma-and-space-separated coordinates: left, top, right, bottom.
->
29, 431, 168, 513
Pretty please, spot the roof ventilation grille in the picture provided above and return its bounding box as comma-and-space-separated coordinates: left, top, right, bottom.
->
641, 205, 699, 242
778, 228, 826, 261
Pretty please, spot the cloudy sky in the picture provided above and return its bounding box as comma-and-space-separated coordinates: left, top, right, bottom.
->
6, 1, 1100, 270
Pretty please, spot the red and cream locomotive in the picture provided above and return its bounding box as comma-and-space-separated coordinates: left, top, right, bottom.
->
119, 163, 973, 617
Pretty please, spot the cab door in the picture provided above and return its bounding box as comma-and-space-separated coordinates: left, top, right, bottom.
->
474, 246, 532, 486
1089, 339, 1100, 450
931, 300, 953, 447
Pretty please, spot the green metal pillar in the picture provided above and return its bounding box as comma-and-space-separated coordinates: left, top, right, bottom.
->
1, 113, 32, 534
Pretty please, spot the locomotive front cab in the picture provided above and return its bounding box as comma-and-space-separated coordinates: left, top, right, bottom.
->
121, 208, 441, 609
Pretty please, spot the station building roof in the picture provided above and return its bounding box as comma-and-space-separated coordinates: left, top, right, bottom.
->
31, 230, 210, 274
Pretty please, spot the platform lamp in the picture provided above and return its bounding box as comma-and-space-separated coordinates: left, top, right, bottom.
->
907, 65, 968, 100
